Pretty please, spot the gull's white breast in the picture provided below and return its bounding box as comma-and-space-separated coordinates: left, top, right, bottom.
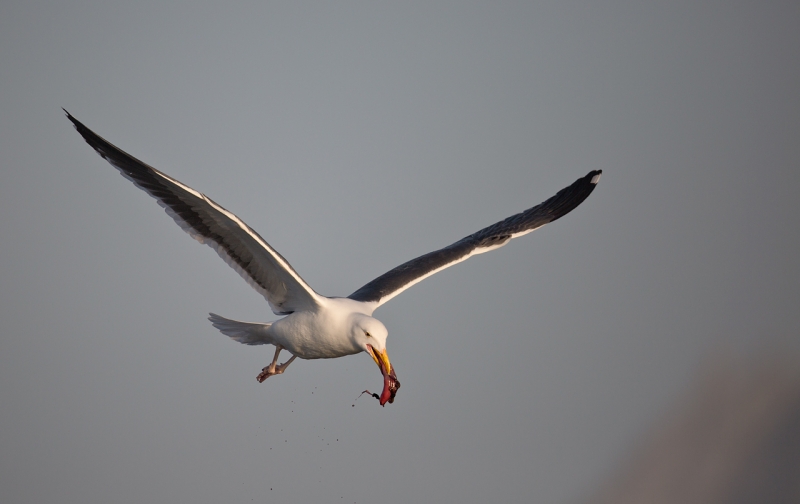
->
268, 297, 373, 359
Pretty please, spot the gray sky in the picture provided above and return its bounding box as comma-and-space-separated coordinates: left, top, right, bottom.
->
1, 2, 798, 503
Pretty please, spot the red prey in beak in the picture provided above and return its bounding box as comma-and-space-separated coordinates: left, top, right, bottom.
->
365, 344, 400, 406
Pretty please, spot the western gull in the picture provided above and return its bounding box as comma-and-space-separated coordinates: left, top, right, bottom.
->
65, 110, 601, 406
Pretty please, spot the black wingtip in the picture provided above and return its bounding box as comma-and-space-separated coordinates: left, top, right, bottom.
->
62, 108, 84, 132
63, 110, 96, 148
588, 169, 602, 185
62, 109, 148, 177
62, 110, 116, 156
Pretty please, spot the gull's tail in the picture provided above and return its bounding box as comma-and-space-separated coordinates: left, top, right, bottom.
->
208, 313, 273, 346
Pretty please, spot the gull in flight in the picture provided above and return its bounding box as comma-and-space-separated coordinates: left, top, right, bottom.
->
65, 110, 601, 406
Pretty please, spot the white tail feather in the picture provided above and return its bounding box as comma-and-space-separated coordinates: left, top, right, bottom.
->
208, 313, 273, 346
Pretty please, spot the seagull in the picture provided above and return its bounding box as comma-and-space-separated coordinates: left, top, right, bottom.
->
65, 110, 601, 406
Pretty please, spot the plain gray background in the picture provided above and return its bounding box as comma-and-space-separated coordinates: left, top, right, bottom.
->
1, 2, 798, 503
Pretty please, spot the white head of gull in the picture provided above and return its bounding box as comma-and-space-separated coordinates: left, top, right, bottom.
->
65, 109, 600, 406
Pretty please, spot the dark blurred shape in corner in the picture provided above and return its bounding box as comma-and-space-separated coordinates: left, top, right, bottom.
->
590, 350, 800, 504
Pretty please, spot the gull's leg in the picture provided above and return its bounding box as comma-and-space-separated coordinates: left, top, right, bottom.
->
257, 345, 283, 383
273, 355, 297, 375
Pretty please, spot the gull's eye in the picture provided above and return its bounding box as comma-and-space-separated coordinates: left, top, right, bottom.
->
364, 331, 372, 338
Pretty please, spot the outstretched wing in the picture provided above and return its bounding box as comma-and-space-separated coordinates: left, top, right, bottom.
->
348, 170, 601, 308
65, 110, 321, 315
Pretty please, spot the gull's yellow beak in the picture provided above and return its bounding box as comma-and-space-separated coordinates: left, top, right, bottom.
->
366, 345, 400, 406
368, 346, 392, 375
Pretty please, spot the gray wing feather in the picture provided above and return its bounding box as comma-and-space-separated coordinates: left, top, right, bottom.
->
348, 170, 601, 307
66, 110, 320, 315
